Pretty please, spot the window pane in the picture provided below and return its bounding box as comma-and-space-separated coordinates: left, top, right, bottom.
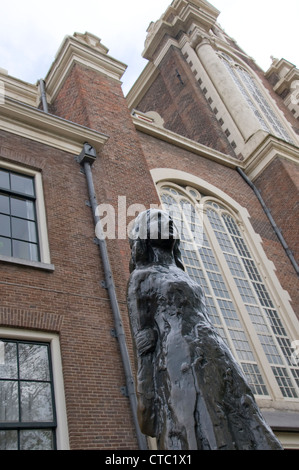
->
159, 185, 273, 399
19, 344, 50, 381
20, 429, 53, 450
0, 214, 11, 237
0, 381, 19, 421
12, 240, 39, 261
11, 197, 35, 220
241, 363, 268, 396
20, 382, 53, 422
0, 170, 10, 190
11, 218, 37, 243
0, 237, 12, 257
271, 366, 298, 398
10, 174, 34, 196
0, 341, 18, 379
0, 430, 18, 450
0, 194, 10, 214
0, 340, 56, 450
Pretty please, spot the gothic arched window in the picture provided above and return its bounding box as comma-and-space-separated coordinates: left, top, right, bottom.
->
218, 53, 293, 144
158, 182, 299, 400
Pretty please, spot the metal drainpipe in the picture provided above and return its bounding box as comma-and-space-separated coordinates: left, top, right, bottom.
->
77, 144, 148, 450
237, 166, 299, 277
39, 79, 49, 113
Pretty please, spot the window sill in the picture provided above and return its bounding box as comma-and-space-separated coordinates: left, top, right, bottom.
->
0, 255, 55, 271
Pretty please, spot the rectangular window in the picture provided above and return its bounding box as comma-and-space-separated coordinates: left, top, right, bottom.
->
0, 169, 40, 262
0, 339, 56, 450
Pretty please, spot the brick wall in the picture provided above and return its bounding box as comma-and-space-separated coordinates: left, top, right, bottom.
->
51, 62, 161, 448
254, 157, 299, 307
0, 122, 145, 449
136, 46, 237, 158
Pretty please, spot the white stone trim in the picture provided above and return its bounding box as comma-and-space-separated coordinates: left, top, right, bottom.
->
133, 115, 238, 168
45, 34, 127, 103
0, 69, 38, 107
275, 432, 299, 449
0, 97, 108, 154
244, 134, 299, 181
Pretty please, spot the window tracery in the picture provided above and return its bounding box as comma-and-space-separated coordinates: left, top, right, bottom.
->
218, 53, 293, 144
158, 182, 299, 399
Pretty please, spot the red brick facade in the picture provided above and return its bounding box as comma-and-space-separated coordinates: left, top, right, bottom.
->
137, 46, 237, 157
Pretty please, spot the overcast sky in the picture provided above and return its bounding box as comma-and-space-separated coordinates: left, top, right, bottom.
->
0, 0, 298, 95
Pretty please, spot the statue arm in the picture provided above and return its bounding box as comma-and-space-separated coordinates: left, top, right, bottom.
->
135, 326, 158, 437
128, 273, 158, 356
135, 327, 157, 356
127, 274, 158, 437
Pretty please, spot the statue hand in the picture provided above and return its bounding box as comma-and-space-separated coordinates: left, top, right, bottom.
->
136, 328, 157, 356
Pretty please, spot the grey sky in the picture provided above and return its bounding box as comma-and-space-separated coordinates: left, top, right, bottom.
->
0, 1, 298, 95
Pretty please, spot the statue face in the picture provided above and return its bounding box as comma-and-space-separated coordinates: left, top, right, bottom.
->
129, 209, 185, 272
130, 209, 179, 243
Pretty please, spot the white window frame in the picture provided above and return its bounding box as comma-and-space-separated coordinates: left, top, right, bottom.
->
217, 51, 295, 145
0, 160, 53, 270
0, 327, 69, 450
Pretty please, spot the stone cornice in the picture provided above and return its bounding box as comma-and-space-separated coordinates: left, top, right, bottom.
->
0, 97, 109, 154
45, 33, 127, 103
143, 0, 219, 61
0, 69, 38, 107
132, 109, 299, 181
132, 111, 239, 169
243, 135, 299, 180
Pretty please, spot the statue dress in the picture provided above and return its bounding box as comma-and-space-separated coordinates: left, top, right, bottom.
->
127, 209, 283, 450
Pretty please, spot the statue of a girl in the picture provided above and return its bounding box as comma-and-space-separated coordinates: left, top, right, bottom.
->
127, 209, 282, 450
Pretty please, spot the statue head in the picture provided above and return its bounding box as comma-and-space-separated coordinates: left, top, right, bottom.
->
129, 209, 185, 272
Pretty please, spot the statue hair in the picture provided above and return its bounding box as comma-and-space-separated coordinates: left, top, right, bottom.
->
129, 210, 185, 273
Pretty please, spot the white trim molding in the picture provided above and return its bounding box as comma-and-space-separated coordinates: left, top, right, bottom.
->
0, 97, 109, 155
45, 32, 127, 103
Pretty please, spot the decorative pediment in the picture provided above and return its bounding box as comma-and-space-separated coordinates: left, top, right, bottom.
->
73, 32, 109, 55
45, 32, 127, 102
143, 0, 220, 60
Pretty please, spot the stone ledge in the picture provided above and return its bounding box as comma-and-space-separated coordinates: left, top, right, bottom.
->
0, 254, 55, 271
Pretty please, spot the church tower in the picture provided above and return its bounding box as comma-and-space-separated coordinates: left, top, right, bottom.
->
128, 0, 299, 263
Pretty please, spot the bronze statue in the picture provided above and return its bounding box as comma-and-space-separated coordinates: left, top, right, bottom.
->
127, 209, 283, 450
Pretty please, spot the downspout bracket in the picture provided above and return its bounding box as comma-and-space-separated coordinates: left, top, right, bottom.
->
77, 142, 97, 165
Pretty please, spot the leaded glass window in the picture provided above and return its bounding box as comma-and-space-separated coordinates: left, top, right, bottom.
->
0, 340, 56, 450
219, 53, 293, 144
159, 183, 299, 399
